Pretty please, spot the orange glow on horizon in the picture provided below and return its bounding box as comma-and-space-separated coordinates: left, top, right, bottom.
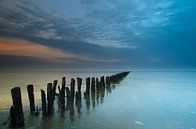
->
0, 38, 75, 63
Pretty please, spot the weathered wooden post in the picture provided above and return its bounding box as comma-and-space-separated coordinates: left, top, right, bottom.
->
75, 91, 79, 101
57, 77, 66, 110
61, 86, 66, 110
27, 84, 35, 114
77, 77, 82, 96
47, 83, 53, 115
70, 78, 75, 104
58, 77, 66, 110
62, 77, 66, 87
83, 77, 90, 109
70, 79, 75, 121
96, 78, 100, 91
109, 72, 130, 84
65, 87, 71, 110
106, 76, 111, 85
106, 76, 111, 93
61, 77, 66, 109
52, 80, 57, 97
41, 89, 47, 116
84, 77, 90, 96
69, 79, 75, 120
75, 77, 82, 114
9, 87, 25, 127
91, 77, 95, 93
90, 77, 96, 108
70, 78, 75, 119
100, 76, 105, 88
110, 74, 115, 84
99, 76, 105, 103
106, 78, 112, 94
96, 78, 100, 105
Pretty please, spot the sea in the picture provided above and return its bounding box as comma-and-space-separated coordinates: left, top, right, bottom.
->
0, 68, 196, 129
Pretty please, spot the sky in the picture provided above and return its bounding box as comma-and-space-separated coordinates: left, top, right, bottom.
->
0, 0, 195, 69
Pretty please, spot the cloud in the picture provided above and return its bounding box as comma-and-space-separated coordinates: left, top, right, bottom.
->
0, 38, 119, 64
34, 29, 62, 40
0, 0, 195, 67
0, 38, 75, 63
0, 0, 194, 43
0, 0, 136, 48
1, 0, 190, 49
84, 38, 137, 49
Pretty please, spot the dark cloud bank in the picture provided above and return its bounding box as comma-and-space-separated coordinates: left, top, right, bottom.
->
0, 0, 195, 70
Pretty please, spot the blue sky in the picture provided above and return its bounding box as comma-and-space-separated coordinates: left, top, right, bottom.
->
0, 0, 195, 69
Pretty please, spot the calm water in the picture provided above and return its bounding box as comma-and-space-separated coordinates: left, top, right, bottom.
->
0, 70, 196, 129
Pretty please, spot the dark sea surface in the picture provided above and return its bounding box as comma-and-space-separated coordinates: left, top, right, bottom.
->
0, 69, 196, 129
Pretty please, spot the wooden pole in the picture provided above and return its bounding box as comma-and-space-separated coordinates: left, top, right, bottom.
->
65, 87, 71, 110
85, 77, 90, 96
9, 87, 25, 127
96, 78, 100, 91
41, 89, 47, 116
62, 77, 66, 88
91, 77, 95, 93
60, 77, 66, 110
47, 83, 53, 115
96, 78, 100, 105
52, 80, 57, 97
106, 76, 111, 85
70, 78, 75, 104
100, 76, 105, 88
110, 72, 130, 84
77, 77, 82, 96
27, 84, 35, 114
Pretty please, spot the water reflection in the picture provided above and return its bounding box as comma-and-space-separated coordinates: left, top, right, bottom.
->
75, 92, 82, 118
0, 71, 129, 128
2, 71, 196, 129
64, 77, 119, 122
